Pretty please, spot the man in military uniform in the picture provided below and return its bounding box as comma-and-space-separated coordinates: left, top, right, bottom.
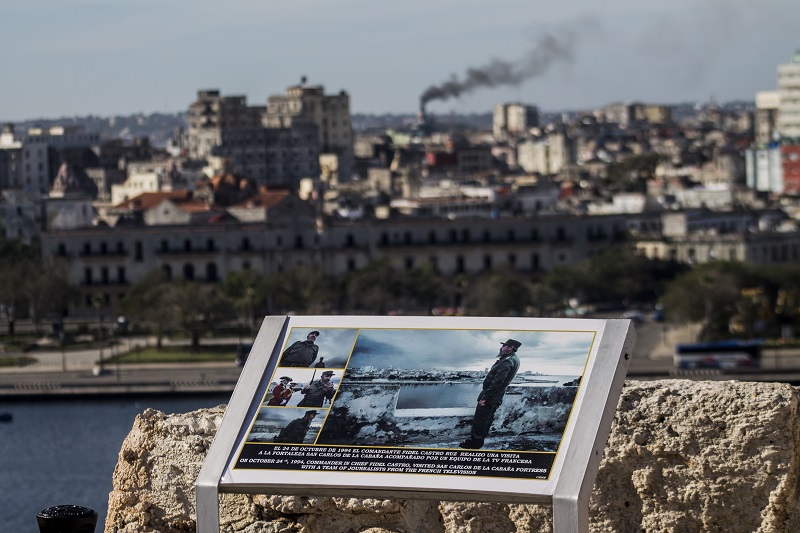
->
266, 376, 294, 406
274, 410, 318, 444
297, 370, 336, 407
280, 331, 320, 367
460, 339, 521, 449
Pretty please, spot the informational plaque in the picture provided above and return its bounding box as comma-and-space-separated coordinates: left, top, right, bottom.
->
197, 315, 635, 533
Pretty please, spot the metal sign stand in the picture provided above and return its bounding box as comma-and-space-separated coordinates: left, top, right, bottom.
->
196, 316, 634, 533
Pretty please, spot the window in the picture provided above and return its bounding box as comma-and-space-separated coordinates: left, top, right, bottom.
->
117, 266, 126, 284
206, 263, 218, 282
183, 263, 195, 280
135, 242, 143, 261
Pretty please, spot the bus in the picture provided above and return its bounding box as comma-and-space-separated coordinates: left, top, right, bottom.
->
674, 340, 762, 370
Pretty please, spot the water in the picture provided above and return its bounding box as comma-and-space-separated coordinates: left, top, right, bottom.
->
0, 394, 230, 533
395, 375, 578, 409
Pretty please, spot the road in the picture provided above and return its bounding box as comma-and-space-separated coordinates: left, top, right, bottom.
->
4, 321, 800, 398
0, 336, 246, 398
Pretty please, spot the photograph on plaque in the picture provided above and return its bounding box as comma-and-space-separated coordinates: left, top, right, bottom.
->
277, 327, 357, 368
234, 323, 596, 481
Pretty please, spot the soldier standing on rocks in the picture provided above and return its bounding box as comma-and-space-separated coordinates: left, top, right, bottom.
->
460, 339, 521, 449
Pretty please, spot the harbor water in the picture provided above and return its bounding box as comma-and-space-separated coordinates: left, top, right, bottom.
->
0, 394, 230, 533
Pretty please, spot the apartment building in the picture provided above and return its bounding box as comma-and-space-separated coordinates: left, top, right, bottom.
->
777, 51, 800, 141
185, 90, 265, 159
263, 81, 354, 182
493, 103, 538, 140
40, 213, 631, 316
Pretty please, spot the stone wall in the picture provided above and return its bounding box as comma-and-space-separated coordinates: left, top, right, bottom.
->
105, 380, 800, 532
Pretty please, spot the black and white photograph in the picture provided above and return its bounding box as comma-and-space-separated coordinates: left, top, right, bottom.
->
245, 407, 324, 445
316, 327, 595, 451
278, 327, 358, 369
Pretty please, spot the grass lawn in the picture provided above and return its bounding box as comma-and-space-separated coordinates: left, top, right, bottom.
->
109, 344, 238, 364
0, 355, 37, 367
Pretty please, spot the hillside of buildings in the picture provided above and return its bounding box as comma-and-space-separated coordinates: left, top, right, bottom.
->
0, 53, 799, 347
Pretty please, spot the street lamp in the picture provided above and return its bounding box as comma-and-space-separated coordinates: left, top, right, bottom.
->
91, 293, 104, 375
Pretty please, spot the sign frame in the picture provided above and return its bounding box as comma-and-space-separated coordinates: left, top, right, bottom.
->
197, 315, 635, 532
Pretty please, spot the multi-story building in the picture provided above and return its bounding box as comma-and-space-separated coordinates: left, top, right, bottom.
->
493, 103, 538, 140
755, 91, 780, 147
0, 125, 22, 190
263, 81, 353, 182
745, 146, 783, 194
185, 90, 265, 159
209, 126, 320, 189
40, 212, 631, 316
634, 209, 799, 264
517, 133, 574, 175
777, 50, 800, 141
782, 144, 800, 194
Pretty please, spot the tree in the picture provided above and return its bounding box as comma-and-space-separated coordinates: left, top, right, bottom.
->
399, 262, 445, 313
119, 269, 172, 348
0, 238, 40, 336
661, 262, 747, 340
543, 245, 687, 310
342, 259, 403, 314
165, 282, 235, 352
222, 269, 264, 334
463, 270, 532, 317
260, 265, 336, 315
23, 261, 79, 336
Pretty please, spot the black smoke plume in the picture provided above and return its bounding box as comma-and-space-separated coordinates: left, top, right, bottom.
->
419, 32, 576, 110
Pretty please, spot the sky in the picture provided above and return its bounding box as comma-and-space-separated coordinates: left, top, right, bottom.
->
1, 0, 798, 122
350, 328, 595, 375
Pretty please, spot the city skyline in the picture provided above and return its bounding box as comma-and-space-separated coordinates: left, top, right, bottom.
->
2, 0, 798, 122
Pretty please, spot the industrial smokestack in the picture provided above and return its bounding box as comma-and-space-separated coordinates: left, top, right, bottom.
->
419, 30, 578, 109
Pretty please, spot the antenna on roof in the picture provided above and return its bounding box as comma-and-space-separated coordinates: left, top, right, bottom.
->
301, 75, 307, 86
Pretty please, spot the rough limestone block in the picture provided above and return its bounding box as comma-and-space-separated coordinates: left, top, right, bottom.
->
105, 380, 800, 532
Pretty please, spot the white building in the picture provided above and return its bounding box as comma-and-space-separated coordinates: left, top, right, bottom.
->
755, 91, 780, 147
777, 51, 800, 141
517, 134, 572, 175
493, 103, 538, 140
111, 170, 163, 206
745, 147, 783, 194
